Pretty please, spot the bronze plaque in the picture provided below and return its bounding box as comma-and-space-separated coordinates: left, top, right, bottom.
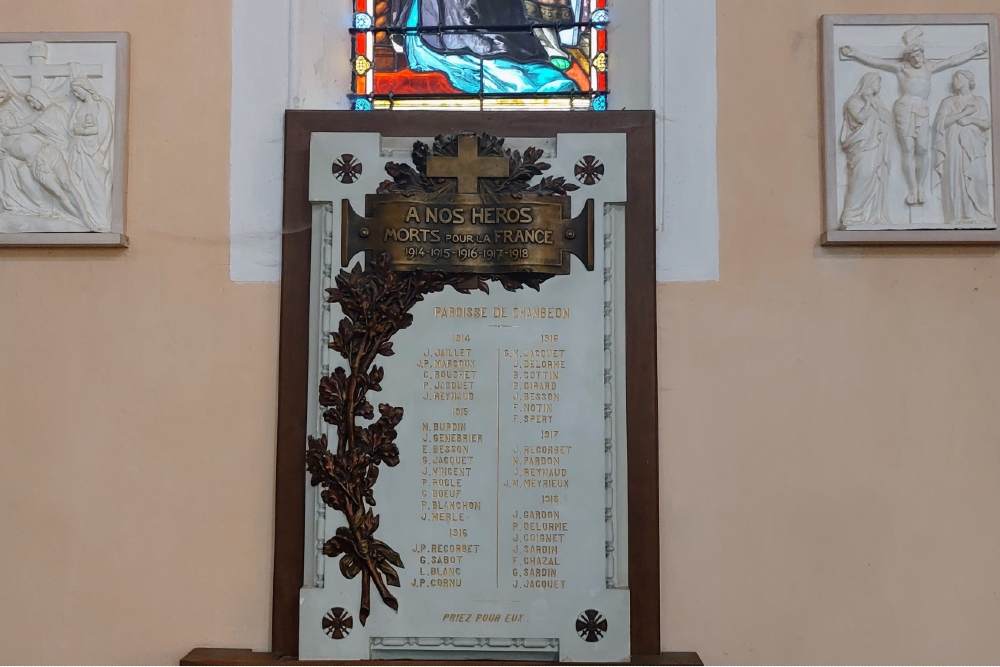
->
342, 193, 594, 274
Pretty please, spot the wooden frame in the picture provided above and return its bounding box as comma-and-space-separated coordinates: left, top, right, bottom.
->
0, 32, 129, 248
182, 110, 702, 665
821, 14, 1000, 246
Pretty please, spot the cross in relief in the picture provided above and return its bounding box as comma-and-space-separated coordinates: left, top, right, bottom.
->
5, 41, 103, 90
838, 28, 989, 63
426, 134, 509, 194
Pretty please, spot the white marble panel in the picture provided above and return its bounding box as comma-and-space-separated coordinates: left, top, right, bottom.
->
300, 132, 630, 662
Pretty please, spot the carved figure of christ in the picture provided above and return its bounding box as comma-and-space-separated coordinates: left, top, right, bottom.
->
841, 41, 988, 206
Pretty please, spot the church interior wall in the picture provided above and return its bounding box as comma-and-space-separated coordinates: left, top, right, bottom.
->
662, 1, 1000, 664
0, 0, 999, 664
0, 1, 277, 663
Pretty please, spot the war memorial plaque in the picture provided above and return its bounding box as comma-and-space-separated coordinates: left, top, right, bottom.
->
257, 112, 660, 664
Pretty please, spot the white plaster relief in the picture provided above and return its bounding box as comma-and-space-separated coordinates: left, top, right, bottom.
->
0, 40, 116, 234
834, 24, 996, 229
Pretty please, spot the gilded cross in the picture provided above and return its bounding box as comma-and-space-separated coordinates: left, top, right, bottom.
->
426, 135, 509, 194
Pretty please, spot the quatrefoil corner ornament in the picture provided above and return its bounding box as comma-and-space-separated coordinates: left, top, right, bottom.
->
332, 154, 363, 184
322, 607, 354, 640
574, 155, 605, 186
575, 609, 608, 642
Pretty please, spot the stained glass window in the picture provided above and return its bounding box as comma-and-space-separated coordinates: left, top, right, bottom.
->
350, 0, 609, 110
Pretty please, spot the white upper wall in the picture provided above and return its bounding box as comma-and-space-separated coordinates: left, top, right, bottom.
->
229, 0, 718, 283
653, 0, 719, 282
230, 0, 293, 282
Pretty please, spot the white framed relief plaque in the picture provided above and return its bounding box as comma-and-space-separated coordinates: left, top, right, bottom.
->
822, 15, 1000, 245
0, 33, 129, 248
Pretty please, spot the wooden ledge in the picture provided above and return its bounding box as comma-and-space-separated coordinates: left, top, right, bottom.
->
180, 648, 703, 666
821, 229, 1000, 246
0, 232, 129, 248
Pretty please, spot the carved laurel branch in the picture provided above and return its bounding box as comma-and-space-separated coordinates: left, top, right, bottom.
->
307, 254, 550, 626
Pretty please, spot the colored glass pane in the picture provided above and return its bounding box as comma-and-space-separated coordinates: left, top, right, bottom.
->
592, 52, 607, 72
349, 0, 609, 110
354, 55, 372, 76
353, 12, 373, 30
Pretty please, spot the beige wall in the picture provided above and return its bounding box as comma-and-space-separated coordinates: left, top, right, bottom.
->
2, 0, 1000, 664
0, 1, 277, 663
662, 1, 1000, 664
